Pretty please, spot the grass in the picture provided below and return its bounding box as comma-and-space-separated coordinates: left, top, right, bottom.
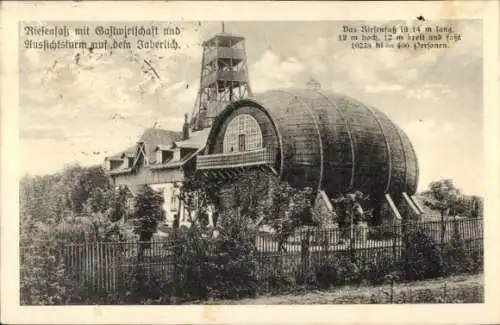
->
206, 273, 483, 304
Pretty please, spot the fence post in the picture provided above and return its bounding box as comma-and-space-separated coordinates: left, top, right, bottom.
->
300, 230, 311, 282
172, 229, 180, 303
390, 279, 394, 303
440, 213, 446, 246
392, 222, 397, 262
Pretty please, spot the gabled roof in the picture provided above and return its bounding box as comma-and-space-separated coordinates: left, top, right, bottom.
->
105, 127, 212, 174
174, 128, 210, 149
104, 128, 182, 173
121, 152, 136, 158
108, 145, 135, 161
138, 128, 183, 164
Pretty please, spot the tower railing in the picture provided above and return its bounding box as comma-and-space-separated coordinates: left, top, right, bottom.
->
204, 47, 245, 63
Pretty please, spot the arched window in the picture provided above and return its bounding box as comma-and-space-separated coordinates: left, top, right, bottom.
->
223, 114, 263, 153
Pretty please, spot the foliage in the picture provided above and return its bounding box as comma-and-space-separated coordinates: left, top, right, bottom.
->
20, 164, 130, 227
421, 179, 483, 219
205, 214, 258, 300
20, 220, 77, 305
175, 226, 211, 301
401, 227, 444, 281
314, 255, 362, 289
132, 185, 165, 242
118, 266, 175, 304
176, 214, 258, 301
360, 252, 400, 285
265, 183, 315, 250
66, 165, 110, 213
442, 223, 474, 275
470, 249, 484, 273
19, 164, 133, 305
86, 185, 131, 222
178, 173, 224, 225
179, 170, 315, 251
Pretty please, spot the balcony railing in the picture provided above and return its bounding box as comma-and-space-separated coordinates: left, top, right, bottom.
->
201, 70, 248, 87
197, 148, 275, 170
204, 47, 245, 64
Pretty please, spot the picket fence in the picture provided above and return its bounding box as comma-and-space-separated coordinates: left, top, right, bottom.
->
61, 218, 483, 293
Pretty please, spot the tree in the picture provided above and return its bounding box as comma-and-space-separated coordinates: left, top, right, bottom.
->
424, 179, 462, 217
423, 179, 464, 245
132, 185, 165, 255
179, 169, 316, 261
180, 170, 314, 239
65, 165, 110, 214
178, 173, 224, 227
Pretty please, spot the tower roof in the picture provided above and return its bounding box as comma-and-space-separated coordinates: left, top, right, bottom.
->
203, 33, 245, 47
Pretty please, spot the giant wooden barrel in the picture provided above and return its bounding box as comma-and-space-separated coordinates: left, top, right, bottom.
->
204, 88, 419, 203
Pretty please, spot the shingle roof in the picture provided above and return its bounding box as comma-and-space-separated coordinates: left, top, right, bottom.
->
138, 128, 183, 164
105, 127, 211, 174
108, 145, 135, 160
174, 128, 210, 149
105, 128, 182, 172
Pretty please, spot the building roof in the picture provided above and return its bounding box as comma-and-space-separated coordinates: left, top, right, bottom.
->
108, 145, 135, 161
203, 33, 244, 47
138, 128, 183, 164
174, 128, 210, 149
104, 127, 210, 174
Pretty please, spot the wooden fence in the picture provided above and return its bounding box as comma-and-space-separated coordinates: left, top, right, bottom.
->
61, 217, 483, 293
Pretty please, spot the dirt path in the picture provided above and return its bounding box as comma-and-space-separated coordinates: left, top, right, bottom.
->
208, 273, 483, 304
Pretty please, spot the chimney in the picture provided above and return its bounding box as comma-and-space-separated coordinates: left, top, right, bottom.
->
182, 113, 190, 140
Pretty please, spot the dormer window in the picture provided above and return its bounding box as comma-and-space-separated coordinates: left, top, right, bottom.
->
105, 158, 123, 170
154, 145, 174, 164
121, 153, 135, 168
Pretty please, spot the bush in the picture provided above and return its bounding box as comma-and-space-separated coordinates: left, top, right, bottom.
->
266, 274, 296, 293
118, 266, 175, 304
360, 252, 399, 285
314, 256, 361, 289
401, 228, 443, 281
176, 221, 258, 302
174, 228, 210, 301
204, 223, 258, 300
315, 260, 338, 289
442, 224, 474, 276
470, 249, 484, 273
20, 220, 81, 305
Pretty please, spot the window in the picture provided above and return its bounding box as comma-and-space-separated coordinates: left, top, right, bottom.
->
223, 114, 263, 153
238, 134, 246, 151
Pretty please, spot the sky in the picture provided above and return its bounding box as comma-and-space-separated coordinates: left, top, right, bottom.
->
19, 20, 483, 195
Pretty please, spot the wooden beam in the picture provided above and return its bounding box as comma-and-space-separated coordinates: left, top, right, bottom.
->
216, 170, 228, 181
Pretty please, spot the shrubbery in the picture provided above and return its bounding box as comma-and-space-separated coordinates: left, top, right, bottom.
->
175, 217, 258, 301
298, 225, 481, 292
20, 220, 79, 305
315, 256, 361, 288
401, 227, 444, 281
441, 223, 475, 275
360, 252, 400, 285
